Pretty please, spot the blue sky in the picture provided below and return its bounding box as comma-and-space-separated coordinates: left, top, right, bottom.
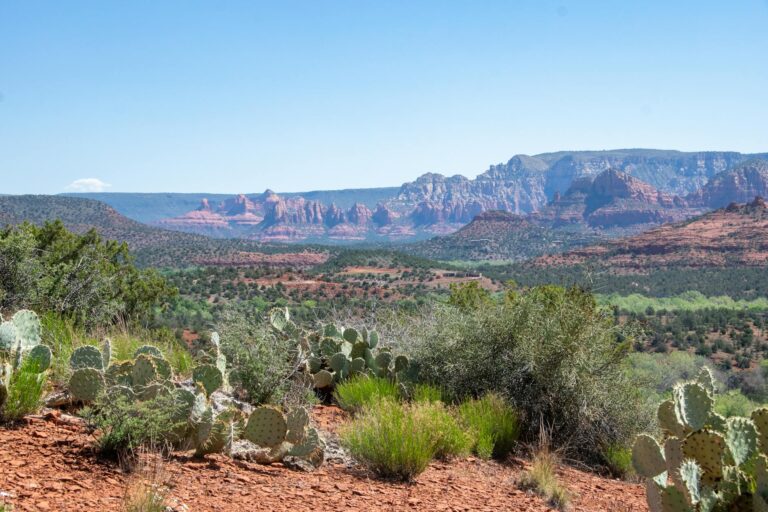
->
1, 1, 767, 194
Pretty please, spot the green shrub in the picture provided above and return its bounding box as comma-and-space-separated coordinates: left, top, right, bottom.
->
601, 443, 634, 479
218, 309, 298, 405
335, 376, 400, 412
340, 399, 440, 480
82, 393, 185, 458
411, 285, 650, 461
458, 393, 519, 459
517, 448, 571, 511
714, 389, 758, 417
2, 357, 48, 421
410, 383, 443, 403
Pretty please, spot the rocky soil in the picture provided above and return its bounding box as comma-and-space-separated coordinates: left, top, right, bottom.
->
0, 406, 647, 512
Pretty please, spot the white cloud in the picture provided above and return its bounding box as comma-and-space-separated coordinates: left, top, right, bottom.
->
65, 178, 112, 193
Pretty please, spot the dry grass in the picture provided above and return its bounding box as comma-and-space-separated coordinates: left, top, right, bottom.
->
517, 428, 572, 511
122, 451, 173, 512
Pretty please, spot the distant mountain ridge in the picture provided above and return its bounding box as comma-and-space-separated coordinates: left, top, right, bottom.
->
58, 149, 768, 245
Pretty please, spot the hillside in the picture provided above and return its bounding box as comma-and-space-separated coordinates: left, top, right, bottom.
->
536, 197, 768, 271
686, 159, 768, 209
0, 196, 320, 268
405, 210, 606, 261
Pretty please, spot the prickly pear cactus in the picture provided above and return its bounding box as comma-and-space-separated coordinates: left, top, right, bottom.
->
101, 339, 112, 369
193, 364, 223, 397
132, 354, 159, 388
11, 310, 41, 351
0, 321, 17, 351
69, 368, 105, 402
134, 345, 163, 359
70, 346, 104, 371
243, 406, 288, 448
27, 344, 52, 372
634, 367, 768, 511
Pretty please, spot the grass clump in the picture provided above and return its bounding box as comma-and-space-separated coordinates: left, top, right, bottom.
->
122, 451, 172, 512
82, 393, 185, 458
341, 398, 469, 480
458, 393, 519, 459
334, 376, 399, 412
518, 448, 571, 511
2, 357, 48, 421
410, 383, 443, 403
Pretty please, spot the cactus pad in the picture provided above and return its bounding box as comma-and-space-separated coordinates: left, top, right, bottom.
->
70, 345, 104, 371
151, 356, 173, 381
101, 339, 112, 368
350, 357, 366, 374
632, 434, 667, 478
132, 354, 159, 387
658, 399, 685, 438
682, 430, 725, 485
105, 361, 134, 386
725, 416, 758, 466
269, 307, 290, 331
193, 364, 223, 397
329, 352, 349, 373
678, 459, 701, 505
752, 408, 768, 453
287, 426, 324, 465
69, 368, 105, 402
243, 406, 287, 448
307, 356, 322, 374
323, 324, 339, 337
0, 322, 17, 351
134, 345, 163, 359
673, 382, 713, 431
394, 355, 409, 373
286, 408, 310, 444
368, 330, 379, 349
313, 369, 334, 389
342, 328, 359, 343
320, 338, 339, 358
11, 310, 41, 350
696, 367, 716, 396
27, 344, 52, 372
374, 351, 393, 370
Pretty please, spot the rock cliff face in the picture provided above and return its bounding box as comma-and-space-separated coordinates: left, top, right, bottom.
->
533, 169, 699, 228
156, 149, 768, 243
686, 160, 768, 209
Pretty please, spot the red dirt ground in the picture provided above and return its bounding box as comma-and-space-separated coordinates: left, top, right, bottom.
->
0, 407, 647, 511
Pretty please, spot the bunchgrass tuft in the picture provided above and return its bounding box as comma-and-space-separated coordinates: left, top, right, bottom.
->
517, 448, 571, 511
2, 357, 48, 421
458, 392, 519, 459
341, 398, 469, 480
122, 450, 171, 512
334, 376, 399, 412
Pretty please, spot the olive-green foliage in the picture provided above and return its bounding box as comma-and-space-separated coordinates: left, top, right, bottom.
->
218, 309, 298, 405
446, 281, 492, 311
411, 285, 650, 461
458, 393, 519, 460
334, 376, 400, 412
0, 221, 175, 327
2, 355, 48, 421
82, 393, 186, 457
340, 399, 466, 481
